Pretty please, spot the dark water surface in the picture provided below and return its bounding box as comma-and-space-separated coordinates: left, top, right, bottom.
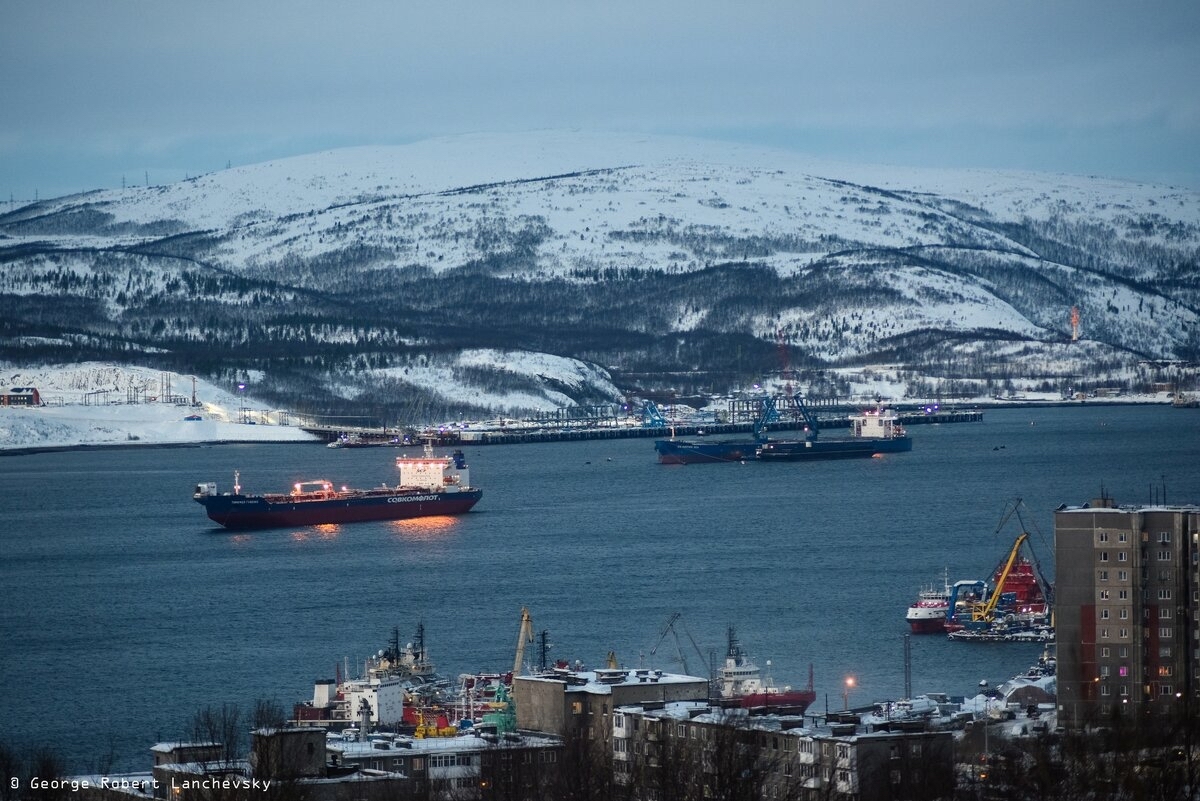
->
2, 405, 1199, 770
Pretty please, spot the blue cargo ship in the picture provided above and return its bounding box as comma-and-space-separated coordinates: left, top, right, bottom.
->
756, 405, 912, 461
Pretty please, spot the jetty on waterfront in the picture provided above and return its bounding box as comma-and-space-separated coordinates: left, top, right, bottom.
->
301, 404, 984, 447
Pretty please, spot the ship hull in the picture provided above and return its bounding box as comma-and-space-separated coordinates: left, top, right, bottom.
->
907, 616, 947, 634
718, 691, 816, 715
756, 436, 912, 461
654, 438, 760, 464
196, 489, 482, 530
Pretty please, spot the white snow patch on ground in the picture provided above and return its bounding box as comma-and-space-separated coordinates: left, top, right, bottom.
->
0, 363, 317, 451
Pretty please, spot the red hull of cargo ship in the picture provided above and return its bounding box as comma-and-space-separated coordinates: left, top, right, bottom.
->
194, 445, 482, 530
197, 489, 483, 530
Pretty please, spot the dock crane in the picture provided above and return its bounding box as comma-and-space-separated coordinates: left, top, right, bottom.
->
649, 612, 709, 678
995, 498, 1054, 605
971, 532, 1030, 623
946, 501, 1053, 631
513, 607, 534, 675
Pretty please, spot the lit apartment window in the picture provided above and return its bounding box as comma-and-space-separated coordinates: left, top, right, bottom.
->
1159, 666, 1174, 678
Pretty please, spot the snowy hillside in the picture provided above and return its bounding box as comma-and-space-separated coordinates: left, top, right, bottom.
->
0, 363, 316, 450
2, 131, 1198, 420
0, 350, 626, 452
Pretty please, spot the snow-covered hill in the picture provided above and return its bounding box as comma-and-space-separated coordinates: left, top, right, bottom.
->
2, 131, 1198, 419
0, 363, 316, 450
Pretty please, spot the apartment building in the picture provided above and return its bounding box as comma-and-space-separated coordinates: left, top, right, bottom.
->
1054, 498, 1200, 726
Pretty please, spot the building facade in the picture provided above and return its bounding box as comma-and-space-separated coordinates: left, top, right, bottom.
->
612, 702, 955, 801
1, 387, 40, 406
1055, 498, 1200, 726
513, 666, 711, 748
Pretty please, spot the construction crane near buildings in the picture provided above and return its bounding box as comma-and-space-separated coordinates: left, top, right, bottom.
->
649, 612, 709, 678
513, 607, 534, 675
971, 533, 1030, 623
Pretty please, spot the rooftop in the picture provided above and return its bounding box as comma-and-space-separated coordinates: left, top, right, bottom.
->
517, 666, 707, 694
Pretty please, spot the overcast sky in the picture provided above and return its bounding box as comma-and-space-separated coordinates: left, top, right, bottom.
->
3, 1, 1198, 201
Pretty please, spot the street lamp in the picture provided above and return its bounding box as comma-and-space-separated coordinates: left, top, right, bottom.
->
843, 676, 856, 710
980, 679, 990, 765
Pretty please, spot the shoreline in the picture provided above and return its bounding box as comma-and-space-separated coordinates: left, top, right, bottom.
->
1, 397, 1187, 457
0, 439, 321, 457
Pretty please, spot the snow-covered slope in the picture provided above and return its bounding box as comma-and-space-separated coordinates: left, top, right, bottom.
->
0, 363, 316, 450
2, 131, 1198, 416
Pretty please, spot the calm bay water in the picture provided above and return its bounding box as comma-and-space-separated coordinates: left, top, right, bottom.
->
2, 404, 1199, 771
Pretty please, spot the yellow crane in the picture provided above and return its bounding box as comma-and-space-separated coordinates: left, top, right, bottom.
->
513, 607, 534, 675
973, 532, 1029, 622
